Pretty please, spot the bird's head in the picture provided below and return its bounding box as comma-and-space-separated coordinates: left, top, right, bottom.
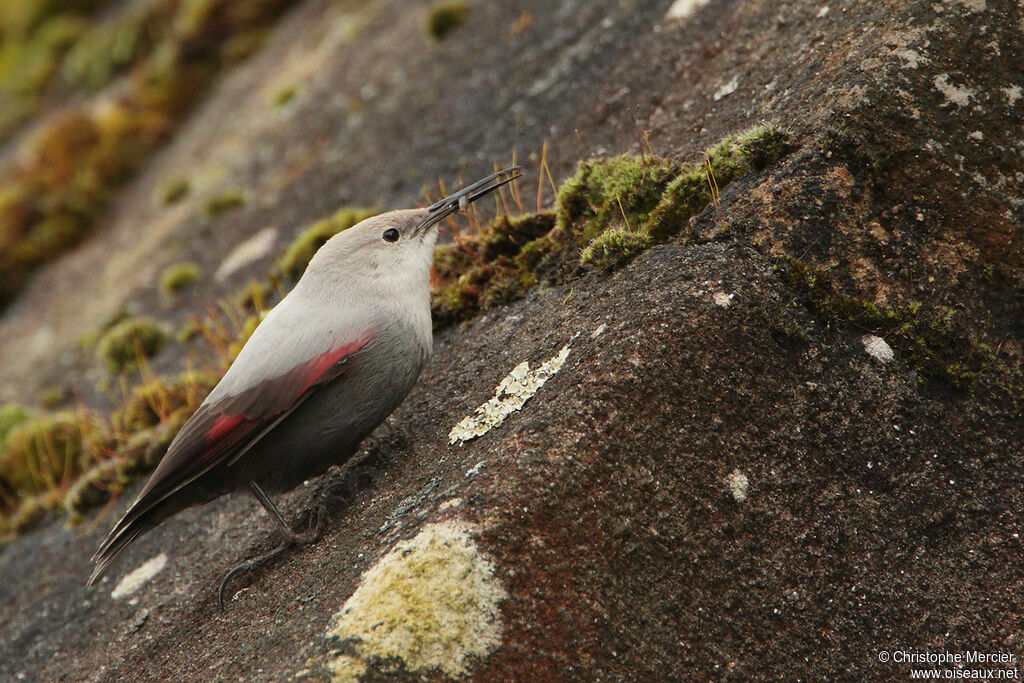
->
303, 167, 521, 289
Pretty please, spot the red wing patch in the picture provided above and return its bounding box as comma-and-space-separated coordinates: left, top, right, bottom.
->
135, 334, 372, 512
206, 414, 245, 442
297, 337, 370, 393
93, 332, 374, 572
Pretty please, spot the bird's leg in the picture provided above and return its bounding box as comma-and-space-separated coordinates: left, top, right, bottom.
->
218, 483, 323, 610
249, 481, 321, 543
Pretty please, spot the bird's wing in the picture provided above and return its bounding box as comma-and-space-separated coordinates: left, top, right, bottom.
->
92, 297, 375, 566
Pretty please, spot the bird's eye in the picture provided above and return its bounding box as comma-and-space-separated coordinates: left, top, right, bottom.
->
382, 228, 400, 243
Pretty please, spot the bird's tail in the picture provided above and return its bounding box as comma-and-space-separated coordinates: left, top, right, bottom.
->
88, 497, 179, 586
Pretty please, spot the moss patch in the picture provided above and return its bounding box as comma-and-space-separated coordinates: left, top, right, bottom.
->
431, 125, 792, 329
773, 255, 1019, 396
96, 316, 170, 374
158, 261, 200, 300
157, 177, 191, 205
581, 227, 652, 271
0, 411, 107, 503
556, 154, 678, 243
0, 0, 303, 309
425, 2, 470, 41
0, 403, 32, 443
202, 190, 246, 218
430, 212, 555, 329
270, 84, 298, 108
277, 207, 375, 280
111, 371, 215, 434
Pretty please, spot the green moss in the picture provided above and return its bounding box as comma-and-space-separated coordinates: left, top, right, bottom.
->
60, 0, 173, 90
277, 207, 375, 280
644, 168, 710, 241
0, 411, 106, 499
430, 212, 555, 329
428, 128, 793, 330
0, 0, 304, 309
580, 227, 652, 271
0, 404, 32, 452
203, 190, 246, 218
79, 305, 134, 350
513, 229, 561, 272
96, 316, 170, 374
773, 255, 1015, 395
646, 125, 791, 240
63, 452, 148, 522
270, 84, 298, 108
0, 496, 49, 541
40, 387, 70, 409
111, 371, 216, 434
425, 2, 470, 41
234, 276, 278, 313
220, 27, 271, 63
729, 125, 792, 171
556, 155, 678, 244
228, 314, 263, 360
157, 177, 191, 205
177, 317, 204, 344
159, 261, 200, 299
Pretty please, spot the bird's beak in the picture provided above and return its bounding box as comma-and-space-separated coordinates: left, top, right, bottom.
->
414, 166, 522, 236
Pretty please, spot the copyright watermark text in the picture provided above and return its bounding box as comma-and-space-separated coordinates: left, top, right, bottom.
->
878, 650, 1019, 680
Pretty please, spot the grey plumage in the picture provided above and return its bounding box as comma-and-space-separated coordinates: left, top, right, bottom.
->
89, 168, 520, 585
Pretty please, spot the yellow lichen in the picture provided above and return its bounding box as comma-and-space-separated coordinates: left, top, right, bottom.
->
324, 521, 506, 679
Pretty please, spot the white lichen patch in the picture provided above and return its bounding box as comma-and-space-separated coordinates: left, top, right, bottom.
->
324, 522, 507, 680
110, 553, 168, 599
215, 226, 278, 281
891, 48, 926, 69
725, 469, 749, 503
449, 345, 571, 444
664, 0, 711, 21
862, 335, 895, 364
1002, 85, 1022, 107
933, 74, 974, 107
713, 291, 735, 308
713, 76, 739, 101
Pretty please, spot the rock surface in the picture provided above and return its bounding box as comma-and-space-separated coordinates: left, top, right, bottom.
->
1, 0, 1022, 680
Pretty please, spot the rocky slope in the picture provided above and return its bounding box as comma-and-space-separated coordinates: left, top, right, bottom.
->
1, 0, 1022, 680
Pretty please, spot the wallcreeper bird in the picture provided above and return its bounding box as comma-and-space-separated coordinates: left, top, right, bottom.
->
90, 167, 521, 587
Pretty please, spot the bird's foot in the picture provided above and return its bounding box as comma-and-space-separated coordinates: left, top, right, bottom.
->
277, 506, 321, 544
217, 542, 291, 611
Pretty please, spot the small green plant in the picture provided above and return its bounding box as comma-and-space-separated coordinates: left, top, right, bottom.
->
0, 411, 107, 500
556, 154, 678, 244
157, 177, 191, 205
159, 261, 200, 299
203, 190, 246, 218
425, 2, 470, 41
111, 371, 216, 434
0, 404, 33, 452
39, 387, 70, 409
270, 84, 298, 108
96, 316, 170, 374
580, 227, 652, 270
277, 207, 375, 280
